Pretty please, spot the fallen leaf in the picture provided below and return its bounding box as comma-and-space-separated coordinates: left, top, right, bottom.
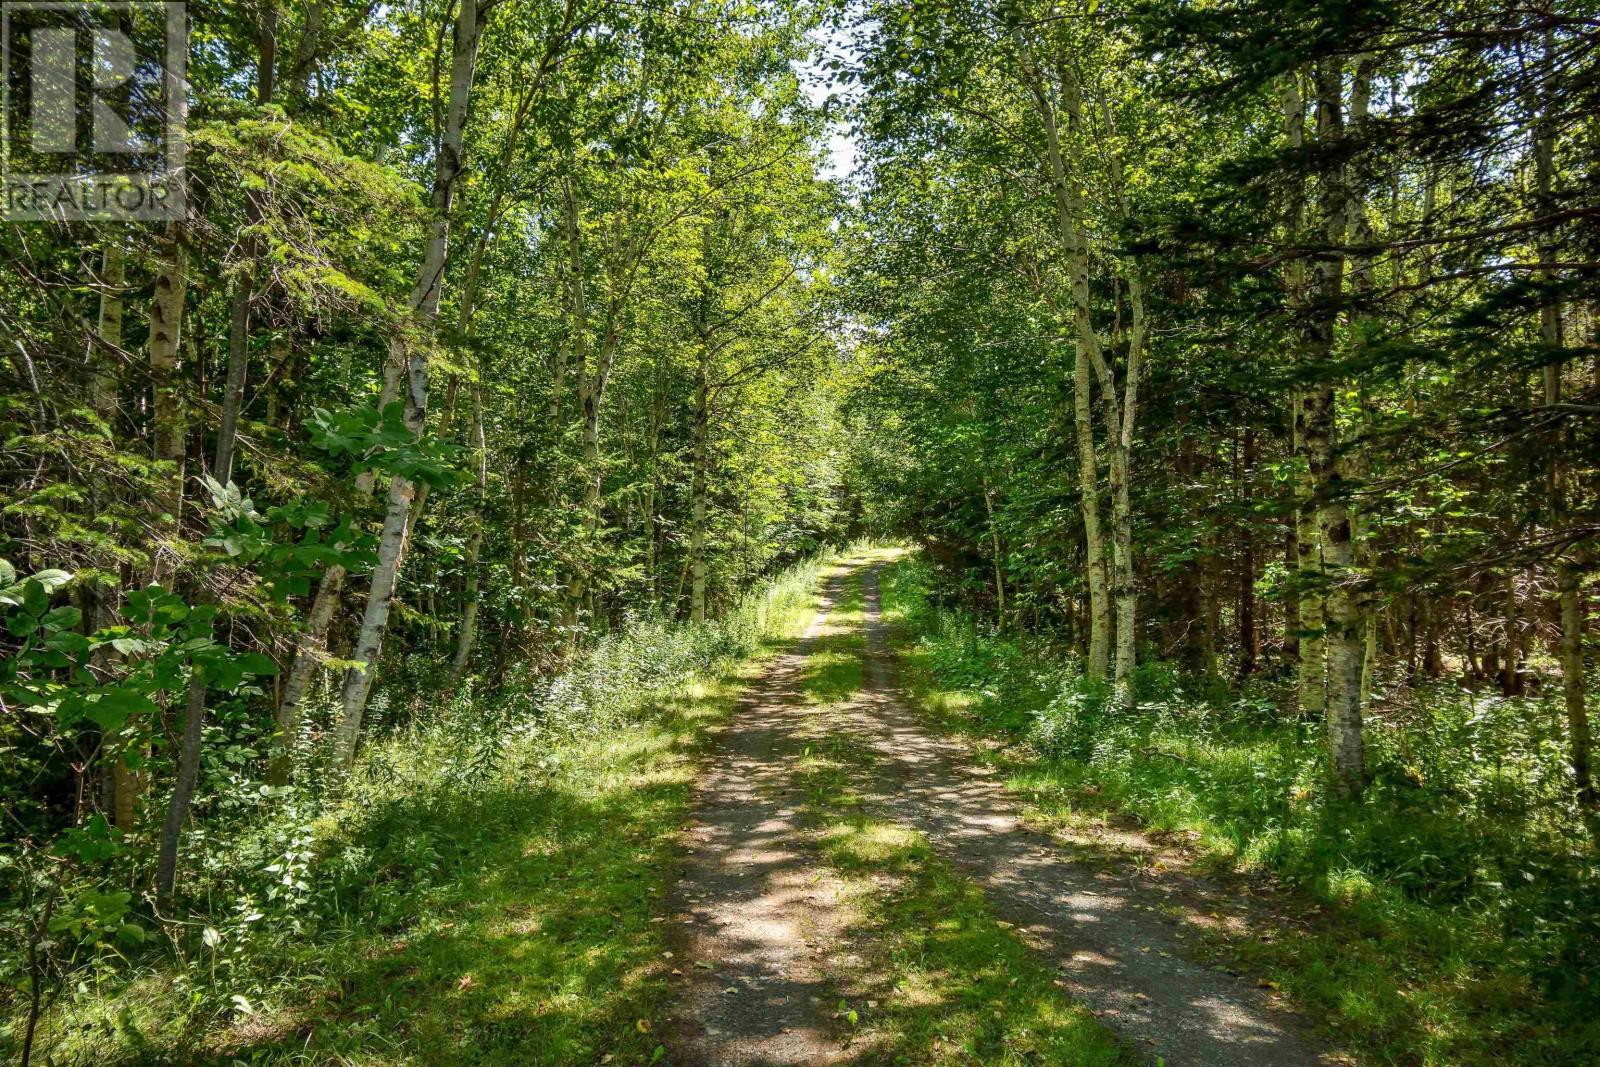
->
457, 975, 475, 991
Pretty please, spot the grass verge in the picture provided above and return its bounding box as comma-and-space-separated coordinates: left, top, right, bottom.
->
6, 557, 828, 1066
879, 553, 1600, 1067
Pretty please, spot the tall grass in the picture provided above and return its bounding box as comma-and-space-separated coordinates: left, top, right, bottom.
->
5, 553, 831, 1064
881, 555, 1600, 1066
346, 549, 831, 795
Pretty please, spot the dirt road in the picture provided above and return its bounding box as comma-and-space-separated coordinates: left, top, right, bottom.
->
666, 556, 1337, 1066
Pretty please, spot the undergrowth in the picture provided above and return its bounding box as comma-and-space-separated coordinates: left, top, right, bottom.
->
2, 554, 829, 1066
880, 555, 1600, 1067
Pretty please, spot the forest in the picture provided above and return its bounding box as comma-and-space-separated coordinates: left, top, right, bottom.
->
1, 1, 1596, 1065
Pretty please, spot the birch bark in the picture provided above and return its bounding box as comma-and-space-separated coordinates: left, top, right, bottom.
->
1018, 42, 1111, 680
1311, 56, 1366, 799
334, 0, 489, 768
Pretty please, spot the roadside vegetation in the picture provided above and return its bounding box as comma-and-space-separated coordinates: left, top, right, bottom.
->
3, 558, 825, 1065
881, 556, 1599, 1067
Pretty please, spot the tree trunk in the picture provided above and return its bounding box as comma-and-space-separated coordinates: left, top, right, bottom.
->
1529, 28, 1593, 811
1282, 76, 1326, 722
1018, 44, 1110, 681
268, 568, 340, 784
256, 0, 277, 106
448, 381, 487, 689
1500, 571, 1522, 696
92, 237, 125, 423
334, 0, 487, 769
690, 356, 710, 624
1237, 429, 1259, 679
159, 287, 264, 898
1200, 530, 1220, 682
1423, 596, 1444, 677
645, 353, 664, 609
1311, 56, 1365, 799
437, 211, 505, 689
214, 276, 252, 485
117, 229, 188, 833
270, 314, 387, 766
983, 473, 1006, 628
1347, 55, 1380, 709
148, 228, 189, 586
1092, 96, 1148, 708
154, 670, 206, 907
91, 236, 126, 818
1283, 521, 1300, 664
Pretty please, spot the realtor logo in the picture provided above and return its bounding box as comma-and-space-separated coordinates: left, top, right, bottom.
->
2, 1, 186, 222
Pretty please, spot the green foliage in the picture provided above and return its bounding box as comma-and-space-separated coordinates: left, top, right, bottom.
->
306, 403, 463, 489
2, 553, 827, 1062
883, 556, 1600, 1065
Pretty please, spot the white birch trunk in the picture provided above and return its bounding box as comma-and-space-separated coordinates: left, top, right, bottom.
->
1311, 56, 1365, 799
1019, 42, 1111, 680
334, 0, 487, 769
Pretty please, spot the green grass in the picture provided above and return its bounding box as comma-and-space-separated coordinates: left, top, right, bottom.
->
26, 686, 737, 1066
789, 566, 1132, 1067
799, 572, 867, 705
6, 557, 830, 1066
879, 554, 1600, 1067
198, 683, 732, 1066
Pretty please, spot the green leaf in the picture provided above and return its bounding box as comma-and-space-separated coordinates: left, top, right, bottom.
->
22, 579, 49, 617
29, 569, 73, 591
42, 605, 82, 631
85, 687, 159, 730
238, 652, 280, 677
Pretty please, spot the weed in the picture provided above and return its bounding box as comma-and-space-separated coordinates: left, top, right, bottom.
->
880, 555, 1600, 1067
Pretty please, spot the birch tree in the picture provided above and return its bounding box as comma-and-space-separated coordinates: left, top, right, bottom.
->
334, 0, 498, 768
